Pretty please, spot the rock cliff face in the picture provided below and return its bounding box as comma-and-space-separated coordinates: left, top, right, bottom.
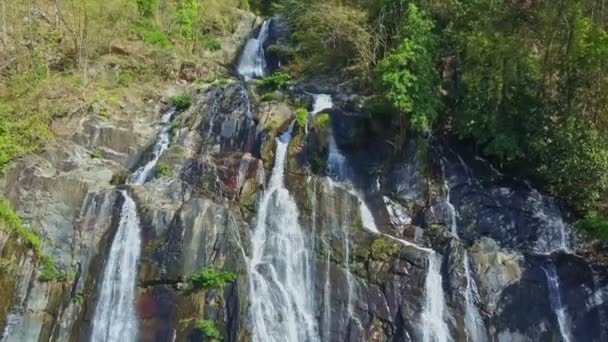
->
0, 17, 607, 342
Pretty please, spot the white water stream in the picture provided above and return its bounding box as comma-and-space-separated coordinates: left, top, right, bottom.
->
238, 20, 270, 80
91, 109, 174, 342
542, 263, 573, 342
248, 123, 320, 342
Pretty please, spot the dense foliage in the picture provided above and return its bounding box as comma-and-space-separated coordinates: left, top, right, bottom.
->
267, 0, 608, 240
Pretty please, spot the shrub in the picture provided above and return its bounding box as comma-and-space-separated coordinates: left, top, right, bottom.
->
39, 256, 68, 282
576, 211, 608, 241
189, 267, 237, 289
156, 162, 173, 178
313, 113, 331, 131
260, 92, 278, 102
295, 108, 309, 129
200, 35, 222, 51
134, 20, 171, 49
195, 320, 220, 339
169, 94, 193, 111
258, 72, 291, 91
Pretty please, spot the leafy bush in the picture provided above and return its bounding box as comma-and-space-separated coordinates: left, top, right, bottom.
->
169, 94, 193, 111
295, 108, 309, 129
260, 92, 278, 102
258, 72, 291, 91
134, 20, 171, 48
195, 320, 220, 339
189, 268, 237, 289
577, 211, 608, 241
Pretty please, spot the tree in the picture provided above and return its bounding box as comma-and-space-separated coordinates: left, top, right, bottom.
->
377, 4, 441, 138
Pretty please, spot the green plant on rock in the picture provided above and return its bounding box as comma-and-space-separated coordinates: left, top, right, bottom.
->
156, 162, 173, 178
258, 72, 291, 91
189, 267, 237, 289
134, 19, 171, 48
90, 149, 103, 159
195, 319, 220, 339
169, 94, 193, 111
313, 113, 331, 132
260, 92, 278, 102
200, 35, 222, 52
370, 238, 400, 262
295, 108, 309, 129
39, 256, 68, 282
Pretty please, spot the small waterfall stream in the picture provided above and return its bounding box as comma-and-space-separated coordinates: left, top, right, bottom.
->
442, 160, 486, 342
247, 123, 320, 342
237, 20, 270, 80
542, 264, 573, 342
91, 109, 174, 342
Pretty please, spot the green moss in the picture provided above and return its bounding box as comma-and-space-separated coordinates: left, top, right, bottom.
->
169, 94, 193, 111
195, 319, 220, 339
370, 238, 400, 262
0, 199, 42, 254
117, 70, 135, 87
39, 256, 68, 282
0, 199, 67, 282
189, 267, 237, 289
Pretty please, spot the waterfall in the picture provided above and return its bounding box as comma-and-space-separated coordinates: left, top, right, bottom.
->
421, 252, 451, 342
463, 253, 487, 342
238, 20, 270, 80
91, 109, 174, 342
311, 94, 332, 115
248, 123, 320, 342
542, 263, 573, 342
314, 93, 379, 235
442, 161, 486, 342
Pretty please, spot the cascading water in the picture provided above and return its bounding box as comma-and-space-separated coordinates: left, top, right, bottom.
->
442, 158, 486, 342
463, 254, 487, 342
315, 93, 379, 234
542, 263, 573, 342
247, 123, 320, 342
91, 109, 174, 342
421, 253, 451, 342
237, 20, 270, 80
